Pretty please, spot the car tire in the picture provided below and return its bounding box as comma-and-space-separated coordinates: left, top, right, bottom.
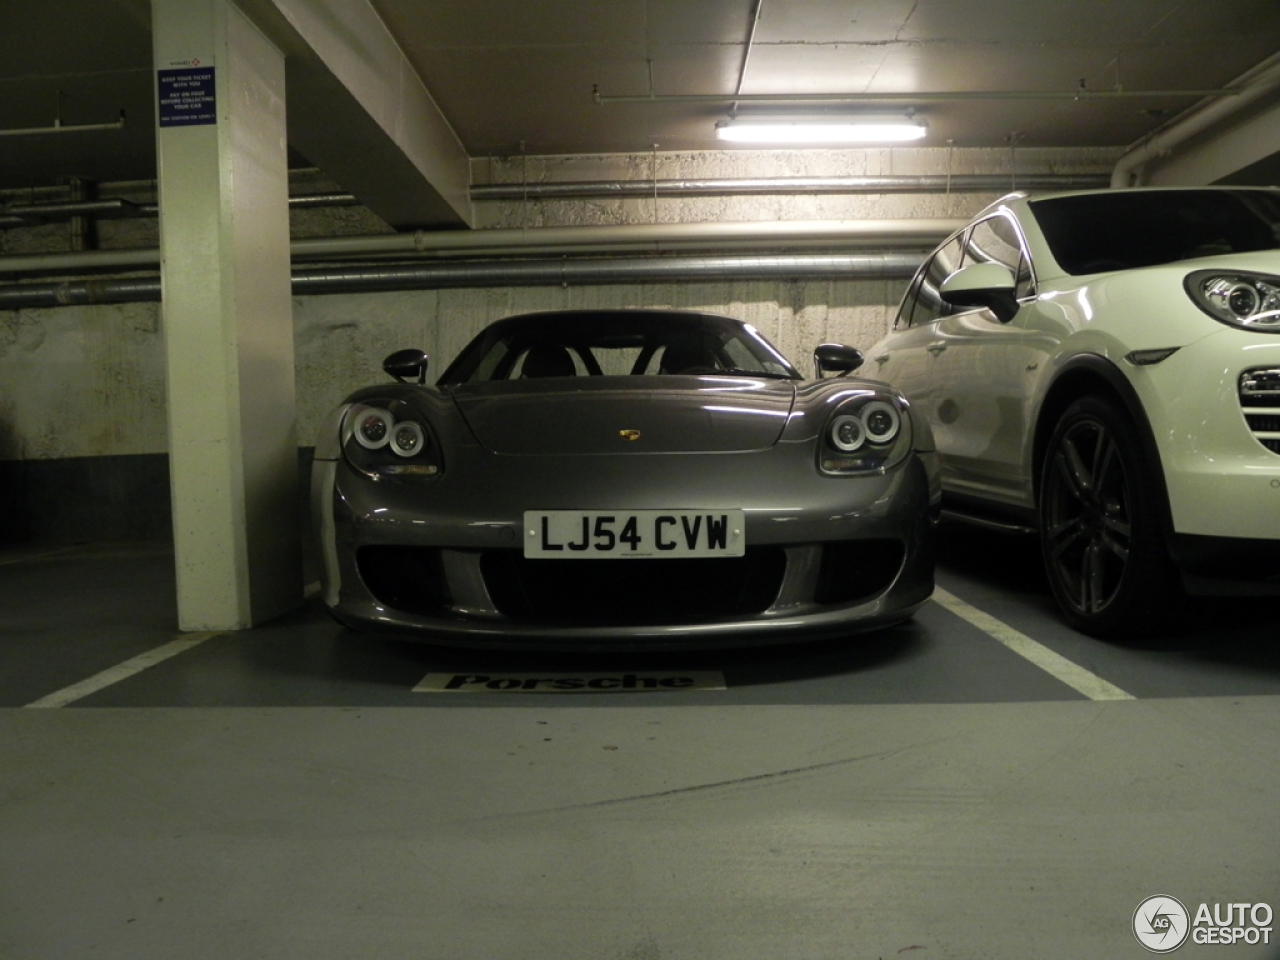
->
1038, 396, 1183, 638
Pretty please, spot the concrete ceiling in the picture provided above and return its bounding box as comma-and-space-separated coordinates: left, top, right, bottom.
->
3, 0, 1280, 192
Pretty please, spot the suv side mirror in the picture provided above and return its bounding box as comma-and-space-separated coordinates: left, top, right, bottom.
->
383, 348, 429, 384
940, 262, 1019, 323
813, 343, 864, 379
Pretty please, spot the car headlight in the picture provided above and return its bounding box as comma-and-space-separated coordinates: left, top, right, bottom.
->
820, 393, 912, 475
342, 400, 442, 478
1185, 270, 1280, 331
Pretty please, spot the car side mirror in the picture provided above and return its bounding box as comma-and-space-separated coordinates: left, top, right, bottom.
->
940, 262, 1019, 323
383, 348, 430, 384
813, 343, 864, 379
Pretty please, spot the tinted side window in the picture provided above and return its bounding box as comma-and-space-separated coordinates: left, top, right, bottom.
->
906, 235, 965, 328
964, 215, 1034, 297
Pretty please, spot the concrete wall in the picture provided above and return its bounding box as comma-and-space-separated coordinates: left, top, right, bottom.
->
471, 146, 1114, 228
0, 146, 1120, 541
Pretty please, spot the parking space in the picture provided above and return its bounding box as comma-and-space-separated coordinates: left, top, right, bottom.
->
7, 524, 1278, 710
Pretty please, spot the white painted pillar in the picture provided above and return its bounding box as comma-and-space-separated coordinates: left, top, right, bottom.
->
153, 0, 301, 630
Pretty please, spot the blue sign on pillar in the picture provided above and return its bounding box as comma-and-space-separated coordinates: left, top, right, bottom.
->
158, 65, 217, 127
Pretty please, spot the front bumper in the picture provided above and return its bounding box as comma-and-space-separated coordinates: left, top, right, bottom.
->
1138, 330, 1280, 542
312, 446, 939, 649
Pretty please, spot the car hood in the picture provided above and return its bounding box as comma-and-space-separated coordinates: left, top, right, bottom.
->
448, 376, 798, 454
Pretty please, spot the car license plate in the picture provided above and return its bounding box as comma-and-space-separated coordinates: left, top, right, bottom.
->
524, 510, 746, 559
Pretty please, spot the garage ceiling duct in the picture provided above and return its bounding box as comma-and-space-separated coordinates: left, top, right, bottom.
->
0, 252, 927, 309
0, 219, 963, 276
468, 174, 1110, 201
593, 86, 1245, 106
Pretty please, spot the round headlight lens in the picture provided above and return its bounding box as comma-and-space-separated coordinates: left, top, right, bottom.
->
1226, 283, 1261, 317
820, 394, 912, 475
354, 408, 394, 449
830, 414, 866, 452
861, 401, 901, 444
390, 421, 426, 458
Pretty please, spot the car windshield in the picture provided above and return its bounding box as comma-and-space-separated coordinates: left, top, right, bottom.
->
1029, 189, 1280, 275
437, 310, 802, 384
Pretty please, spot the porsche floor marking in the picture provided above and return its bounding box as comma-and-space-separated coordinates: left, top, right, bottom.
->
23, 633, 224, 709
932, 588, 1135, 701
415, 671, 727, 693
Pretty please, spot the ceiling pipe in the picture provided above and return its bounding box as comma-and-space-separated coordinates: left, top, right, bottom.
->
0, 249, 163, 274
0, 111, 127, 138
0, 192, 357, 226
0, 276, 160, 308
6, 198, 143, 221
0, 219, 963, 276
594, 87, 1243, 106
288, 220, 965, 259
0, 252, 927, 309
292, 252, 922, 293
470, 174, 1109, 200
1111, 51, 1280, 187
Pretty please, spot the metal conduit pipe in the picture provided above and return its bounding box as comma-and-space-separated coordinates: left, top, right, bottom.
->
5, 198, 143, 220
0, 276, 162, 309
0, 219, 962, 275
288, 219, 964, 259
593, 87, 1244, 106
0, 193, 358, 226
470, 173, 1110, 200
0, 252, 927, 309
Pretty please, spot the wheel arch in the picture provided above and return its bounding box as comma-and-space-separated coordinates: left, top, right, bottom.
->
1032, 354, 1177, 548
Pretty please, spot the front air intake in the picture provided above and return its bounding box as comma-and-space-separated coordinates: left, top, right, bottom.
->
1239, 368, 1280, 454
480, 548, 787, 626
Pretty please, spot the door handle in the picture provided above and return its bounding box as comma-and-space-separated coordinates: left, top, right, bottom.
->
927, 341, 947, 355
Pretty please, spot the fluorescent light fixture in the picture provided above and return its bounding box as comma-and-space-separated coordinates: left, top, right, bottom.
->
716, 115, 928, 144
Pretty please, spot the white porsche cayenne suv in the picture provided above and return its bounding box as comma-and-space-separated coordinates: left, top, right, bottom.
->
868, 187, 1280, 637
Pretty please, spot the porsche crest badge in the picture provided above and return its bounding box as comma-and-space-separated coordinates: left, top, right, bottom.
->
619, 429, 641, 442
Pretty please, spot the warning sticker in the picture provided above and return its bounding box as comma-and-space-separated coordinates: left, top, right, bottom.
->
414, 671, 726, 693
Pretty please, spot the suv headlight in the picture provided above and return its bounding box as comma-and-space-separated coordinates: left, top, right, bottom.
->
342, 400, 442, 478
1185, 270, 1280, 331
819, 393, 912, 475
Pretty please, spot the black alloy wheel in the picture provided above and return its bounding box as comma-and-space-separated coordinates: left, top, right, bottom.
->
1038, 396, 1182, 638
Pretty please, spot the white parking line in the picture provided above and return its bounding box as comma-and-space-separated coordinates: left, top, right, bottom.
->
932, 587, 1135, 701
23, 633, 224, 709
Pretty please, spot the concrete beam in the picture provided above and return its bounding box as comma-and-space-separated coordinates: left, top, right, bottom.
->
1143, 90, 1280, 186
236, 0, 472, 229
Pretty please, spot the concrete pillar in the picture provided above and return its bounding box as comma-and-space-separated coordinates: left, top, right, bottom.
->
153, 0, 301, 630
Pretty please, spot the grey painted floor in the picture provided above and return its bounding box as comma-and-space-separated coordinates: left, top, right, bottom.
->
2, 527, 1279, 959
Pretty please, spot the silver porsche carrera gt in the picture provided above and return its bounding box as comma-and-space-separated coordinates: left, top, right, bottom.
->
311, 309, 939, 648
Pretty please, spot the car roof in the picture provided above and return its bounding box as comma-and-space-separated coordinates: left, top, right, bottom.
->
975, 184, 1280, 219
484, 308, 746, 328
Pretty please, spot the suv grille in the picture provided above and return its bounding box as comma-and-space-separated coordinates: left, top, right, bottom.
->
1239, 368, 1280, 455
